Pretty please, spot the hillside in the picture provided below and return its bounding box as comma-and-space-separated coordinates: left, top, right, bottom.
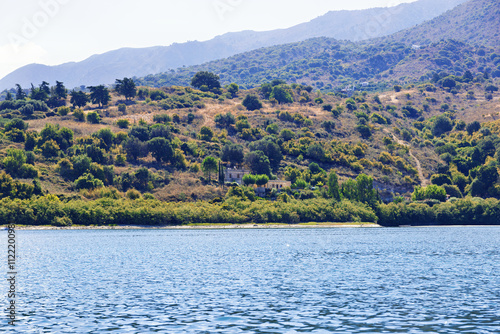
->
0, 0, 467, 91
135, 38, 499, 91
388, 0, 500, 47
135, 0, 500, 91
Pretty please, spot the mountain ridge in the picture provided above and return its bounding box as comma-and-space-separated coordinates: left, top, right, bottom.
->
0, 0, 467, 90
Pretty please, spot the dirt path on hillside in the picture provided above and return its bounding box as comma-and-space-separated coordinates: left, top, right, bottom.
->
383, 129, 428, 187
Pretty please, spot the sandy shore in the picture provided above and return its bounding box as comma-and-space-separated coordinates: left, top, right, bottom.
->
4, 223, 381, 231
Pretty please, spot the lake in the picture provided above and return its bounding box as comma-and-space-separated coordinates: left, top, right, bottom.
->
1, 227, 499, 333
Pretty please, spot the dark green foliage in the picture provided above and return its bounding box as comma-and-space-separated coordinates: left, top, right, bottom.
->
123, 137, 148, 161
432, 115, 453, 136
431, 174, 452, 186
129, 126, 150, 142
5, 118, 27, 132
242, 174, 256, 186
87, 112, 101, 124
214, 112, 235, 129
255, 174, 269, 187
0, 172, 34, 200
306, 144, 326, 161
199, 126, 214, 141
249, 139, 282, 169
466, 121, 481, 135
270, 85, 293, 104
245, 151, 271, 176
150, 124, 172, 140
115, 77, 136, 100
227, 83, 239, 97
148, 137, 173, 164
442, 184, 462, 198
88, 85, 111, 107
153, 114, 172, 124
75, 173, 104, 190
242, 95, 262, 111
328, 170, 341, 201
70, 90, 89, 108
73, 109, 85, 122
202, 156, 218, 181
41, 140, 60, 158
356, 124, 372, 139
221, 144, 244, 166
340, 174, 378, 208
402, 105, 422, 118
412, 185, 447, 202
191, 71, 221, 91
116, 119, 130, 129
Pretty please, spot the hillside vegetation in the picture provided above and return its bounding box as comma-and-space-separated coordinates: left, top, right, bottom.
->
0, 69, 499, 226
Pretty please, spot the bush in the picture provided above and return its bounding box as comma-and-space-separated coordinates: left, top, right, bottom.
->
87, 112, 101, 124
125, 189, 142, 200
242, 95, 263, 111
75, 173, 104, 190
116, 119, 130, 129
57, 106, 70, 116
73, 109, 85, 122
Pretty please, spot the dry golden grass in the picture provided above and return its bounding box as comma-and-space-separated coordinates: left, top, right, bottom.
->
153, 171, 226, 202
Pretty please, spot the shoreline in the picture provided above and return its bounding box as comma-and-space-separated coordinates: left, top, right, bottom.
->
3, 223, 381, 231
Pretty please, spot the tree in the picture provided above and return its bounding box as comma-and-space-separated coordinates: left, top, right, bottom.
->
115, 77, 136, 100
270, 85, 293, 104
242, 174, 256, 186
221, 144, 244, 166
148, 137, 173, 164
249, 139, 282, 169
191, 71, 221, 91
123, 137, 148, 161
466, 121, 481, 135
70, 90, 89, 108
30, 83, 48, 101
441, 76, 456, 89
328, 170, 341, 201
87, 112, 101, 124
485, 85, 498, 93
3, 149, 26, 176
214, 112, 235, 129
5, 91, 13, 101
242, 94, 262, 110
356, 174, 378, 208
53, 81, 67, 99
245, 151, 271, 176
88, 85, 111, 107
202, 156, 218, 181
15, 84, 26, 100
75, 173, 104, 190
227, 83, 239, 97
432, 115, 453, 137
199, 126, 214, 141
431, 174, 452, 186
255, 174, 269, 187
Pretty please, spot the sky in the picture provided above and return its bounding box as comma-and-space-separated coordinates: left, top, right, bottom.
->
0, 0, 417, 79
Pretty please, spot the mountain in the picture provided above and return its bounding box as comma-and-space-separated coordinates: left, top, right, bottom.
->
0, 0, 467, 91
388, 0, 500, 47
135, 0, 500, 90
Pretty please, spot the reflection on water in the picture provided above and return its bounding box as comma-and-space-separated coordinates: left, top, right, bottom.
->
1, 227, 499, 333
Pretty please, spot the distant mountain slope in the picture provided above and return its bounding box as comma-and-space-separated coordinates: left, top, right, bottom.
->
388, 0, 500, 47
135, 38, 499, 90
0, 0, 467, 90
135, 0, 500, 90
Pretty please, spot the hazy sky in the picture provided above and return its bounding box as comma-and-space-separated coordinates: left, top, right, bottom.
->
0, 0, 416, 79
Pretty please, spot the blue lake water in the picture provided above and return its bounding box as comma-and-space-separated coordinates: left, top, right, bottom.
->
1, 227, 500, 333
